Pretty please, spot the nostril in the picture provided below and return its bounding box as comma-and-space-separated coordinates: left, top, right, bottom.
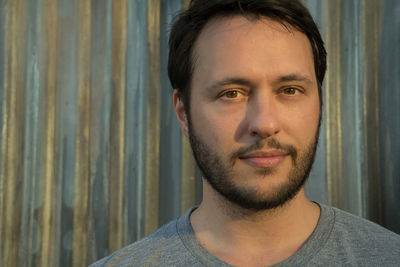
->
249, 124, 280, 139
250, 129, 272, 138
250, 130, 259, 137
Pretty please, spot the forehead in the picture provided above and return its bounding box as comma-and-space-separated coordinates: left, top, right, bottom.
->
191, 15, 316, 86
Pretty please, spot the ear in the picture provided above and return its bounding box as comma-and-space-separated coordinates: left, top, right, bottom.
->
173, 90, 189, 138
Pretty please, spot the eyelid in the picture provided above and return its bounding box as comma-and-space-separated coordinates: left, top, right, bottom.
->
218, 88, 249, 98
279, 86, 305, 94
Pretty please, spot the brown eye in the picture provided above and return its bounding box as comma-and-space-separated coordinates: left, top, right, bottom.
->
224, 90, 239, 98
282, 87, 298, 95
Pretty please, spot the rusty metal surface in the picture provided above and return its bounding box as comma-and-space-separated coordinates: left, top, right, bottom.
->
0, 0, 399, 266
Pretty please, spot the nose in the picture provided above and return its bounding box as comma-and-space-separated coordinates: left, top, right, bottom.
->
247, 93, 281, 138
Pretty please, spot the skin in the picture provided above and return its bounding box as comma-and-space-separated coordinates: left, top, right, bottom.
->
173, 16, 321, 266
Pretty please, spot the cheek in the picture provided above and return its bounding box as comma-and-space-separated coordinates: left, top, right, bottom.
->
305, 101, 321, 130
191, 104, 241, 146
280, 101, 320, 141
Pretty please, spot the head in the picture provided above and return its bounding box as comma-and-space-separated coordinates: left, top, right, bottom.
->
169, 0, 326, 211
168, 0, 326, 110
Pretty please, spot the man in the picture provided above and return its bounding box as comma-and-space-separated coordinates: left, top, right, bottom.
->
92, 0, 400, 266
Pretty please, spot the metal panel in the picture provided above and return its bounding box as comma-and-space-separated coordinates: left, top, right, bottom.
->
109, 0, 127, 252
378, 0, 400, 234
89, 0, 113, 261
159, 0, 184, 226
303, 0, 328, 205
125, 0, 147, 245
145, 0, 161, 236
339, 0, 364, 217
0, 0, 399, 266
1, 1, 27, 267
325, 0, 345, 210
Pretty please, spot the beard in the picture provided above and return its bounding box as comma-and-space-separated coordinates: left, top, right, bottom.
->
187, 118, 319, 211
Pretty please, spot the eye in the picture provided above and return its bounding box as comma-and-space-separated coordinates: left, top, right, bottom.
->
281, 87, 303, 95
224, 90, 240, 98
220, 89, 247, 99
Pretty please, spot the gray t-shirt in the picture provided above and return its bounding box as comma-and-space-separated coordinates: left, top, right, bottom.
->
90, 204, 400, 266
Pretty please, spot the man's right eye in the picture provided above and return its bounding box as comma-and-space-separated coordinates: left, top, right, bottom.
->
220, 89, 247, 99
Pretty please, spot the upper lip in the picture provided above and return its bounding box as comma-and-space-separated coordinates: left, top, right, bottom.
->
239, 150, 289, 159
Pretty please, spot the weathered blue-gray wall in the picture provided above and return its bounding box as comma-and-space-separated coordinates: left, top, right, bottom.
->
0, 0, 398, 266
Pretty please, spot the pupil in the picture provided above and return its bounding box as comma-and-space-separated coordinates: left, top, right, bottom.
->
227, 91, 237, 98
287, 88, 295, 94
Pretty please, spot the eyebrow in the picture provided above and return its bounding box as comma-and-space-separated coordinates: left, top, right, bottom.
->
206, 77, 255, 92
274, 74, 313, 84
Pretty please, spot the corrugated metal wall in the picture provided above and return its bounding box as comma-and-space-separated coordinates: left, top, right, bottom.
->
0, 0, 398, 266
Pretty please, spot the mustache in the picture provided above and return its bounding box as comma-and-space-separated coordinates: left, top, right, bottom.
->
230, 138, 298, 166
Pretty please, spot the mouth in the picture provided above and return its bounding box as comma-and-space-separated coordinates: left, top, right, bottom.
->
238, 150, 289, 168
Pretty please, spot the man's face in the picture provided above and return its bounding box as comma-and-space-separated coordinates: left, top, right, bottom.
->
181, 16, 321, 210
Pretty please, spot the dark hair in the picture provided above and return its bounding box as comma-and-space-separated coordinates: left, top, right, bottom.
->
168, 0, 327, 108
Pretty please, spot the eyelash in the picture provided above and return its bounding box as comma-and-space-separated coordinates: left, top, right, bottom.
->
219, 89, 248, 99
280, 87, 304, 95
218, 86, 305, 101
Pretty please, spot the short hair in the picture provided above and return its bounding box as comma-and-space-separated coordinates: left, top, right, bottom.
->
168, 0, 327, 108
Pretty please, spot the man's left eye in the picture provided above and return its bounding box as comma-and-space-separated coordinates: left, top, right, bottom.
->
282, 87, 300, 95
224, 90, 240, 98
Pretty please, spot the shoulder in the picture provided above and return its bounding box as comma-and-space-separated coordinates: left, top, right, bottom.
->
330, 205, 400, 246
315, 205, 400, 265
90, 208, 200, 267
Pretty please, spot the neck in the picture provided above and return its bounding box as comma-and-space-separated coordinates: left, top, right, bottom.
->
190, 179, 320, 266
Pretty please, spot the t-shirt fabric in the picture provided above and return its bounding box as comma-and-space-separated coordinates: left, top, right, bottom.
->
90, 204, 400, 266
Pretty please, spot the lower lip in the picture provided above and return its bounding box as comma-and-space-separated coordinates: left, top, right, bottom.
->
240, 155, 287, 168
